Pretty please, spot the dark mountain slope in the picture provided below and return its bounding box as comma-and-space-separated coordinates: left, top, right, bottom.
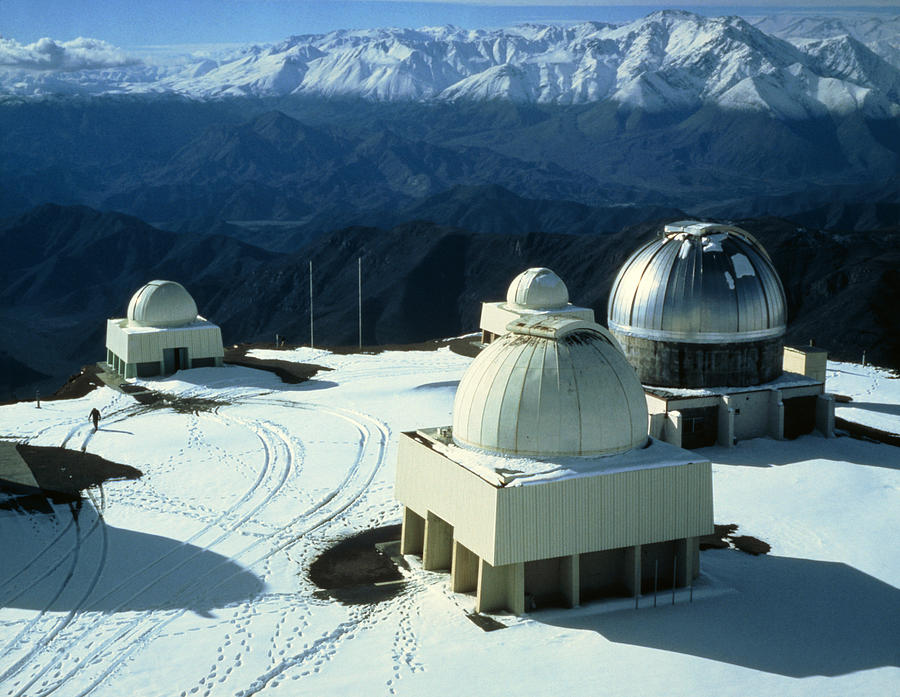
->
0, 204, 278, 395
103, 110, 603, 224
1, 204, 896, 401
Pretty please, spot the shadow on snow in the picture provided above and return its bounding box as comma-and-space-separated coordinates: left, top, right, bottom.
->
537, 549, 900, 678
0, 498, 264, 615
700, 433, 900, 470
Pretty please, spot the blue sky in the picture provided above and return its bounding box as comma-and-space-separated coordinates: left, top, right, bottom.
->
1, 1, 893, 47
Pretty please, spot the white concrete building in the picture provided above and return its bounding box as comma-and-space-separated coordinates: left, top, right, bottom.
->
105, 280, 224, 379
479, 267, 594, 344
396, 315, 713, 615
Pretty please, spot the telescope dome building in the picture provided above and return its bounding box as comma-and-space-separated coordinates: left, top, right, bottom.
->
479, 267, 594, 344
105, 280, 224, 379
396, 315, 713, 615
609, 222, 834, 450
608, 221, 786, 388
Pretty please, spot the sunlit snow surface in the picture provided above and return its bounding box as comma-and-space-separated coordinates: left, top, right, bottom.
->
1, 350, 898, 697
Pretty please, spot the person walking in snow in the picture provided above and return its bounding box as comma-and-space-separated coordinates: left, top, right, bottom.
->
89, 407, 101, 432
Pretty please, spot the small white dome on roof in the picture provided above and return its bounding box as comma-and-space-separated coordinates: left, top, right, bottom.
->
127, 280, 198, 328
453, 316, 648, 458
506, 267, 569, 310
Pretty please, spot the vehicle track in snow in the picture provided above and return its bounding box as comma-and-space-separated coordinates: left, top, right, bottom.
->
1, 487, 109, 697
2, 385, 391, 697
9, 408, 299, 697
67, 400, 389, 697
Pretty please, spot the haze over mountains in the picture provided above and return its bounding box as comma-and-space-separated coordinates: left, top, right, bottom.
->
0, 10, 897, 399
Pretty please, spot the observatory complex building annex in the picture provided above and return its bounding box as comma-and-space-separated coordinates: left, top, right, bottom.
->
105, 280, 224, 379
608, 221, 833, 449
396, 313, 714, 615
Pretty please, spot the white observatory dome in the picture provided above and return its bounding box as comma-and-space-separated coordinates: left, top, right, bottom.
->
127, 280, 199, 328
453, 316, 648, 457
506, 267, 569, 310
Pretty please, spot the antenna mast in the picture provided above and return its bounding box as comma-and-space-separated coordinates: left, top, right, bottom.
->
309, 259, 314, 349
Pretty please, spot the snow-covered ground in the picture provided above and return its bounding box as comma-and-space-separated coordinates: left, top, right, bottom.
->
827, 360, 900, 436
1, 350, 898, 697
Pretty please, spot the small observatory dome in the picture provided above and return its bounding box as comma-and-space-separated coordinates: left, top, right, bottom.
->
127, 280, 199, 328
506, 267, 569, 310
453, 316, 648, 457
607, 221, 787, 387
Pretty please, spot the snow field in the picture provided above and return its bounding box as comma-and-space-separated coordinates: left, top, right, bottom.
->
0, 349, 897, 696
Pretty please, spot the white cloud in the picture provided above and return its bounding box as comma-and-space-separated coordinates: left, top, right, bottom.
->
0, 36, 140, 71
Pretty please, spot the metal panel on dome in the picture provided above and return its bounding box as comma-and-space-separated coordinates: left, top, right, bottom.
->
506, 267, 569, 310
607, 224, 786, 344
453, 318, 648, 457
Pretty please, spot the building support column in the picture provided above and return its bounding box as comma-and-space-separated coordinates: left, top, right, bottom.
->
560, 554, 580, 608
624, 544, 641, 598
422, 511, 453, 571
768, 390, 784, 440
400, 507, 424, 556
648, 412, 666, 440
718, 400, 735, 447
665, 410, 683, 448
676, 537, 697, 586
476, 559, 525, 615
816, 394, 835, 437
451, 541, 478, 593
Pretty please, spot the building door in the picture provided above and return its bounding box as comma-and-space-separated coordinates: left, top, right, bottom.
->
784, 396, 817, 439
680, 406, 718, 449
163, 347, 189, 374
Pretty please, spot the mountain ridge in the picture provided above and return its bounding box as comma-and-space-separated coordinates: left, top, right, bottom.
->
2, 11, 899, 118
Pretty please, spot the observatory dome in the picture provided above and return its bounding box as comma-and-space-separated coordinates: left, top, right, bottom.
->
506, 267, 569, 310
452, 316, 648, 457
607, 221, 787, 387
127, 280, 199, 328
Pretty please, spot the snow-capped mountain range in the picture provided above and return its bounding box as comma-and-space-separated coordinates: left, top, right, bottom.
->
1, 11, 898, 118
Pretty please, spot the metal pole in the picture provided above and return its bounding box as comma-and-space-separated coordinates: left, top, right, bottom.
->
358, 256, 362, 351
653, 560, 658, 608
35, 390, 40, 409
309, 260, 314, 349
672, 555, 677, 605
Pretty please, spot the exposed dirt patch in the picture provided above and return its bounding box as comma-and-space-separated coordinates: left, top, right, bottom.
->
0, 364, 103, 406
308, 524, 404, 605
835, 417, 900, 448
3, 444, 142, 501
135, 392, 228, 413
224, 343, 330, 384
466, 613, 507, 632
50, 364, 105, 400
700, 523, 770, 555
730, 535, 772, 556
326, 335, 482, 358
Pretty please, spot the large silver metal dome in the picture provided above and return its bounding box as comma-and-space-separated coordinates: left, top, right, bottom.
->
453, 315, 648, 457
608, 222, 787, 388
608, 222, 786, 343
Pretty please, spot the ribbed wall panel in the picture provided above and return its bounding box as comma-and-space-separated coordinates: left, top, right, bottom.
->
452, 321, 648, 457
395, 434, 499, 562
493, 461, 713, 566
